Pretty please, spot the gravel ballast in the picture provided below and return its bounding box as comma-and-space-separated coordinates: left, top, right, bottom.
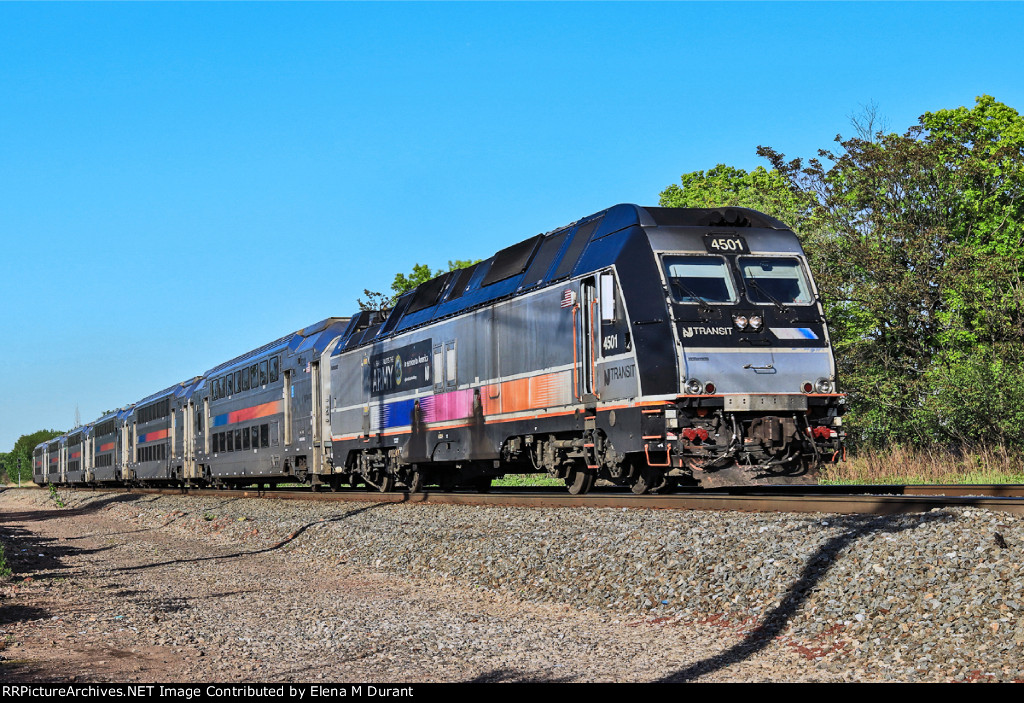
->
1, 486, 1022, 682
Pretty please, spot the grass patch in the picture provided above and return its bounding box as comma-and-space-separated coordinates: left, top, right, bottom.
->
0, 543, 12, 581
47, 484, 65, 508
493, 473, 564, 487
820, 445, 1024, 485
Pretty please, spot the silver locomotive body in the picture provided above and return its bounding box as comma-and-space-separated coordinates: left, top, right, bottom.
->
322, 205, 843, 492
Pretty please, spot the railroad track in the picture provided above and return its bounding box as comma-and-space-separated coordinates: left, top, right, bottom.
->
71, 483, 1024, 516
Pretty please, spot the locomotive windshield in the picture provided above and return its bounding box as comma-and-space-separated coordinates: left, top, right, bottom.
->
738, 257, 813, 305
663, 255, 738, 304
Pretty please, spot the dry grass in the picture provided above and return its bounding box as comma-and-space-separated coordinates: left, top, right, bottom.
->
820, 444, 1024, 485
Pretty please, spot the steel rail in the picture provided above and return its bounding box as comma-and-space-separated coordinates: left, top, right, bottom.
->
712, 484, 1024, 498
71, 484, 1024, 516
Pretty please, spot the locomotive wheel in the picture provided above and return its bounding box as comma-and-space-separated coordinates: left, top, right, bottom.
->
377, 474, 395, 493
565, 466, 595, 495
407, 469, 424, 494
474, 477, 492, 493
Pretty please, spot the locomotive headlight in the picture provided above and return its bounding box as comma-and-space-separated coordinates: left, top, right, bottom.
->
732, 315, 748, 330
749, 315, 763, 330
685, 378, 704, 395
815, 378, 833, 394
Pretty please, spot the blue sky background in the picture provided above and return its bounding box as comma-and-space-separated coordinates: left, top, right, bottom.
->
2, 2, 1022, 452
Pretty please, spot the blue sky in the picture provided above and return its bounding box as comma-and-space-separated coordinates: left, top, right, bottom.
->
2, 2, 1022, 451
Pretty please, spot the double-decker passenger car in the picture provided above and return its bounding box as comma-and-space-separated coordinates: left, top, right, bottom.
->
32, 443, 46, 485
89, 411, 120, 483
195, 318, 350, 487
36, 205, 844, 493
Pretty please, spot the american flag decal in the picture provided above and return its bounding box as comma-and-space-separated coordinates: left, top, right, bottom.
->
560, 289, 575, 308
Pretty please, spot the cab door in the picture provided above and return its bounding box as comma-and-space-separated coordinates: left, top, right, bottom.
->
575, 277, 599, 402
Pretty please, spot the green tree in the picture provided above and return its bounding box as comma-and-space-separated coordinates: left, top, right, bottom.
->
4, 429, 63, 484
659, 164, 815, 232
755, 95, 1024, 448
660, 96, 1024, 450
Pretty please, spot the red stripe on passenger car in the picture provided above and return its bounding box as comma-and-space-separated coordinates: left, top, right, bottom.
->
138, 428, 169, 444
228, 400, 283, 424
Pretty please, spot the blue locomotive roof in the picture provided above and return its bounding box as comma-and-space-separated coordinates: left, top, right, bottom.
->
334, 203, 785, 352
332, 205, 629, 352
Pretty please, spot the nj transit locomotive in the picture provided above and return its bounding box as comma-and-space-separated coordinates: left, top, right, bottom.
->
34, 204, 844, 494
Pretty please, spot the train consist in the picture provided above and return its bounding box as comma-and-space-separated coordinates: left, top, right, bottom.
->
34, 204, 844, 494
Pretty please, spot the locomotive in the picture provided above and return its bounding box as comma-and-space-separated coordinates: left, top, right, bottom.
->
34, 204, 844, 494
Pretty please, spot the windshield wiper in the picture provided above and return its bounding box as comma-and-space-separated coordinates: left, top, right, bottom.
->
744, 278, 792, 315
670, 279, 715, 317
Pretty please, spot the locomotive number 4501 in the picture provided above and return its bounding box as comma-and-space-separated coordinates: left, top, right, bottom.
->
703, 234, 750, 254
